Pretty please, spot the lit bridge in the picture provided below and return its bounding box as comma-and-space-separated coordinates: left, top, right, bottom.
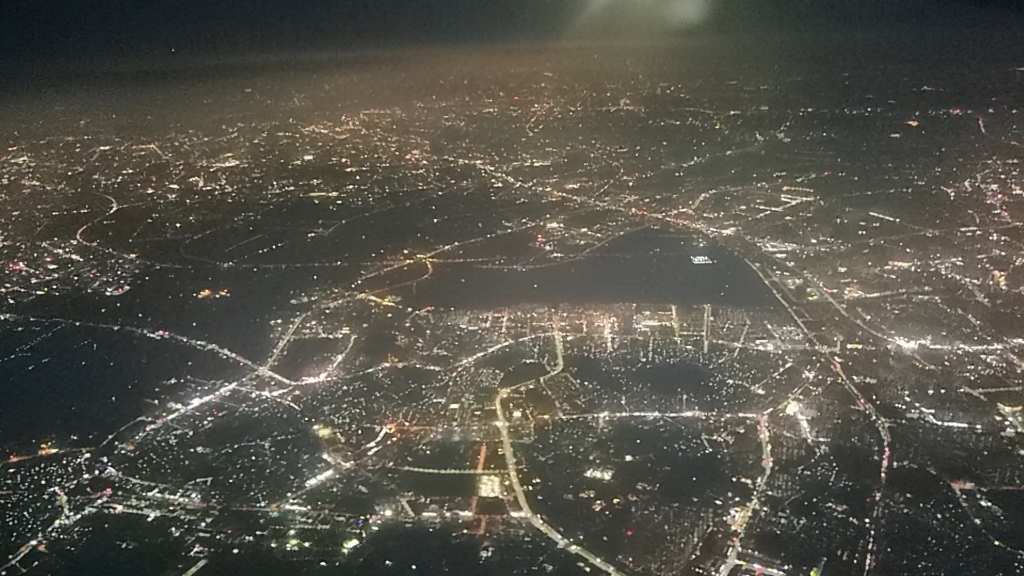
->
387, 466, 498, 475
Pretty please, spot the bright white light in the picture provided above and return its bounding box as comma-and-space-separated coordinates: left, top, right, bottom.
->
478, 474, 504, 498
304, 469, 335, 488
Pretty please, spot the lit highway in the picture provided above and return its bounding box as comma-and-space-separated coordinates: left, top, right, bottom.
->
494, 326, 626, 576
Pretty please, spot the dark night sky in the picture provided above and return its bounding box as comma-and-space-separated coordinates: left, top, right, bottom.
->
0, 0, 1021, 63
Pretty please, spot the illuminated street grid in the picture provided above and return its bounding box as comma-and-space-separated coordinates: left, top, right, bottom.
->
1, 42, 1024, 575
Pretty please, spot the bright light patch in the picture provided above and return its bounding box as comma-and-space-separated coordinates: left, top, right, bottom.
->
304, 469, 336, 488
477, 474, 503, 498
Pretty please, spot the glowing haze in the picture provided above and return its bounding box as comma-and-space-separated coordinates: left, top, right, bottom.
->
573, 0, 715, 36
661, 0, 714, 27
